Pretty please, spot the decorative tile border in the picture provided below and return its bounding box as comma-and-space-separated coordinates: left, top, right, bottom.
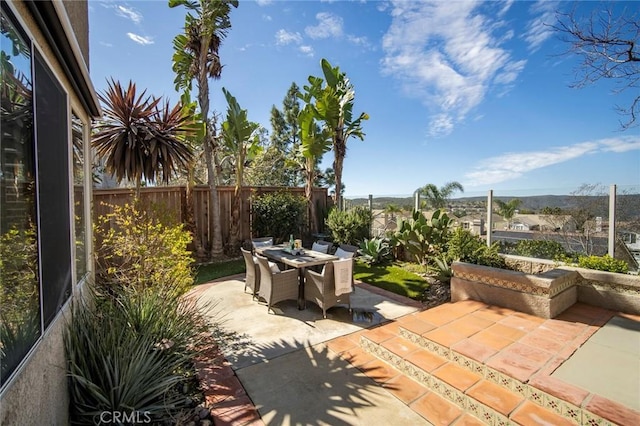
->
584, 280, 640, 296
361, 328, 619, 426
454, 270, 552, 297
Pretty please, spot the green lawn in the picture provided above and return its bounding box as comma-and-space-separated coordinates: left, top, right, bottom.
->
194, 258, 429, 301
354, 260, 428, 300
194, 258, 245, 285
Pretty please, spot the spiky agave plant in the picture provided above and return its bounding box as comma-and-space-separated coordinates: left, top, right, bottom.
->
92, 79, 196, 195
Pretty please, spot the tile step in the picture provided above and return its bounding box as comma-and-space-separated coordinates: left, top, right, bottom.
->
359, 328, 617, 426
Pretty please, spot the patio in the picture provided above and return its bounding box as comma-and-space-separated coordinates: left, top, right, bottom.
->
190, 274, 640, 426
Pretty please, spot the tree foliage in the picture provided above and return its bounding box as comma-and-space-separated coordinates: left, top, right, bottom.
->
495, 198, 522, 228
170, 0, 238, 257
326, 206, 372, 246
251, 192, 307, 244
418, 181, 464, 210
92, 79, 195, 194
300, 59, 368, 206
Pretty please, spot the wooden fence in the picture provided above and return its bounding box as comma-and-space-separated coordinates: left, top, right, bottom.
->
93, 185, 332, 252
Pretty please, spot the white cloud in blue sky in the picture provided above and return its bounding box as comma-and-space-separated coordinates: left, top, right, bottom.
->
127, 33, 153, 45
113, 4, 142, 24
524, 1, 559, 51
88, 0, 640, 196
305, 12, 343, 40
275, 29, 302, 46
380, 0, 535, 138
464, 136, 640, 186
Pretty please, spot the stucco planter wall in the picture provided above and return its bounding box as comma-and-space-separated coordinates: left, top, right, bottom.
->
559, 266, 640, 315
451, 261, 640, 318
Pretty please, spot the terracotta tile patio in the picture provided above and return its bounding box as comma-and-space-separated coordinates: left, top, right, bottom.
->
195, 284, 640, 425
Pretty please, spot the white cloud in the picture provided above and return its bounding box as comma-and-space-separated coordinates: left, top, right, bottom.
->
262, 14, 272, 22
523, 0, 558, 51
256, 0, 273, 5
463, 136, 640, 186
127, 33, 154, 45
275, 29, 302, 46
299, 45, 314, 57
99, 41, 113, 48
599, 137, 640, 153
305, 12, 344, 40
347, 35, 371, 49
115, 5, 142, 24
381, 1, 527, 137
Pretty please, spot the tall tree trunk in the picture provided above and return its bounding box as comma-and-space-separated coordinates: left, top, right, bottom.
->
185, 165, 205, 258
333, 130, 345, 211
229, 150, 244, 252
198, 55, 223, 258
306, 161, 318, 234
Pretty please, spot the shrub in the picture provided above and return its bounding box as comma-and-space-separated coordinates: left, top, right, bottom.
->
359, 237, 392, 265
513, 239, 568, 260
94, 201, 194, 296
391, 210, 453, 267
577, 255, 629, 274
65, 285, 214, 425
326, 206, 372, 245
446, 227, 506, 269
251, 191, 307, 243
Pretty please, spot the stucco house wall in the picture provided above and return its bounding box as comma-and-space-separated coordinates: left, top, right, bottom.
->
0, 1, 99, 424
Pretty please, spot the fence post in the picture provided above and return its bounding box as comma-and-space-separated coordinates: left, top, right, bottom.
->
368, 194, 373, 210
609, 184, 616, 257
487, 190, 493, 247
413, 189, 420, 212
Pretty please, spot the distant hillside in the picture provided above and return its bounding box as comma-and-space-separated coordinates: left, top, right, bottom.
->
346, 194, 640, 217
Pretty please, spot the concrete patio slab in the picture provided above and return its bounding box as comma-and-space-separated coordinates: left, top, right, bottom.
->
552, 315, 640, 411
236, 343, 428, 426
195, 277, 419, 370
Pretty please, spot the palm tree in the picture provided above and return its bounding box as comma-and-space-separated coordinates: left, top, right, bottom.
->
419, 181, 464, 210
495, 199, 521, 230
92, 79, 195, 197
298, 105, 331, 234
220, 88, 261, 249
170, 0, 238, 257
303, 59, 368, 209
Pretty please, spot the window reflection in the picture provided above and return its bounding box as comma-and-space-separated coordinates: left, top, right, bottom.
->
0, 8, 41, 384
72, 113, 87, 281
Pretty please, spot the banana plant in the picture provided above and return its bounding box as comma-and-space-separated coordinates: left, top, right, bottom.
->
300, 59, 368, 207
221, 87, 262, 194
220, 87, 262, 251
298, 105, 331, 234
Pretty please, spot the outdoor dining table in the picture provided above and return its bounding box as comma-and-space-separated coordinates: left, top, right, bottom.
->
255, 244, 339, 310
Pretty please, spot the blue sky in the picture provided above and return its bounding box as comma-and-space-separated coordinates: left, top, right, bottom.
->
88, 0, 640, 198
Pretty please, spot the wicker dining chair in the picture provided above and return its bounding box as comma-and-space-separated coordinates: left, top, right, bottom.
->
241, 247, 260, 299
251, 236, 274, 251
311, 240, 333, 254
304, 258, 353, 319
255, 254, 299, 313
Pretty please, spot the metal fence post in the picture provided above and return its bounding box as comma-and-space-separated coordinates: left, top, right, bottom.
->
609, 184, 616, 257
487, 190, 493, 247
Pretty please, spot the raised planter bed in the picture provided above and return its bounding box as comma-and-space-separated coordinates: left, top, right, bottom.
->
451, 258, 640, 318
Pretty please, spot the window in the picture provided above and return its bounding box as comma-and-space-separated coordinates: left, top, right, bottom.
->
0, 5, 41, 385
72, 113, 87, 282
1, 5, 73, 387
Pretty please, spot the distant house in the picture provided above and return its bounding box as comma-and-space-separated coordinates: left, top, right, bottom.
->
454, 215, 487, 236
495, 214, 577, 233
0, 1, 100, 424
621, 231, 640, 265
